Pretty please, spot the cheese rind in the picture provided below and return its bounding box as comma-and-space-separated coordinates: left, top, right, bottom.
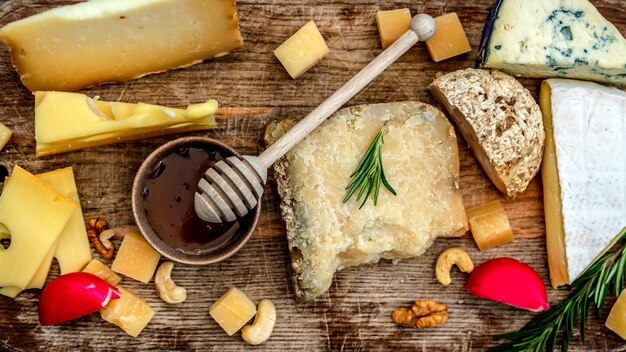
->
376, 9, 411, 49
540, 79, 626, 286
0, 0, 243, 91
0, 166, 76, 289
34, 91, 217, 156
477, 0, 626, 85
274, 21, 329, 79
265, 102, 468, 301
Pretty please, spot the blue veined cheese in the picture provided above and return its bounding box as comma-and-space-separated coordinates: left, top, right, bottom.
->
477, 0, 626, 86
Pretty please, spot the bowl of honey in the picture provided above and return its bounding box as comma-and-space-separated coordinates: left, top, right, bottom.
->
131, 136, 261, 265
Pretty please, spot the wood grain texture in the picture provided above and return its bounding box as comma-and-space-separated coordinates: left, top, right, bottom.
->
0, 0, 624, 351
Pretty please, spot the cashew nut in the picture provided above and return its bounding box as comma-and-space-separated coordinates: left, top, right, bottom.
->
435, 248, 474, 286
241, 299, 276, 345
155, 261, 187, 304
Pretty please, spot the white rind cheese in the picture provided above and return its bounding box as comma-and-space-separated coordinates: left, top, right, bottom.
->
541, 79, 626, 285
478, 0, 626, 86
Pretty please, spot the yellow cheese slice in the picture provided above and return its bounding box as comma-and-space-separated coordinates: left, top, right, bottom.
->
0, 166, 76, 289
0, 0, 243, 91
34, 91, 218, 156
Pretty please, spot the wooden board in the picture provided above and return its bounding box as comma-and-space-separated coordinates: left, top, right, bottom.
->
0, 0, 624, 350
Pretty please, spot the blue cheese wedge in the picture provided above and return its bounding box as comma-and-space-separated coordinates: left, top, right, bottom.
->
477, 0, 626, 86
265, 102, 468, 301
540, 79, 626, 287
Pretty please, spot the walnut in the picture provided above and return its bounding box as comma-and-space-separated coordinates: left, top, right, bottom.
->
391, 300, 448, 328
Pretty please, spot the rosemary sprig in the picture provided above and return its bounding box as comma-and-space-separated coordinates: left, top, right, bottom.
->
343, 127, 396, 208
489, 227, 626, 352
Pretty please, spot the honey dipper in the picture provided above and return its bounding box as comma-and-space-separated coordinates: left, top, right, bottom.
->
195, 14, 436, 223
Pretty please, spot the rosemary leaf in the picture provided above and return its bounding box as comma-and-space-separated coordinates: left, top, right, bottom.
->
343, 127, 397, 207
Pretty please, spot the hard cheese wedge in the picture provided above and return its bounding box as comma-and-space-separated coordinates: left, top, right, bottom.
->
376, 9, 411, 49
100, 286, 154, 337
274, 21, 329, 79
0, 0, 243, 91
477, 0, 626, 86
210, 288, 257, 336
540, 79, 626, 287
0, 122, 11, 151
265, 102, 468, 301
0, 166, 76, 289
35, 91, 218, 156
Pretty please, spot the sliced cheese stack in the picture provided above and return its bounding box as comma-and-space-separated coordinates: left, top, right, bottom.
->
34, 91, 218, 156
477, 0, 626, 86
0, 166, 92, 298
0, 0, 243, 91
540, 79, 626, 287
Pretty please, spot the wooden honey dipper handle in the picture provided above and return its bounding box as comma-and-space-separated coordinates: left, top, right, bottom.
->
259, 14, 436, 167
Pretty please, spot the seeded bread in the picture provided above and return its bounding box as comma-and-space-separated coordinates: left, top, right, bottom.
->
264, 102, 468, 302
429, 69, 544, 198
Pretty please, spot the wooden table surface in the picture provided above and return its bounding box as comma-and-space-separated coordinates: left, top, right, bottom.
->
0, 0, 624, 351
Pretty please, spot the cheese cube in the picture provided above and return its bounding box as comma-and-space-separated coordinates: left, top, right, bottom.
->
0, 122, 12, 151
376, 9, 411, 49
606, 289, 626, 340
83, 259, 121, 286
274, 21, 329, 79
467, 200, 513, 251
209, 288, 257, 336
0, 0, 244, 91
425, 13, 471, 62
100, 287, 154, 338
111, 232, 160, 283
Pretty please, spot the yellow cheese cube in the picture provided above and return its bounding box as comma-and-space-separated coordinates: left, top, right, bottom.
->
606, 289, 626, 340
425, 13, 471, 62
274, 21, 329, 79
111, 232, 160, 283
376, 9, 411, 49
100, 287, 154, 338
83, 259, 121, 286
467, 200, 514, 251
0, 122, 12, 151
209, 288, 257, 336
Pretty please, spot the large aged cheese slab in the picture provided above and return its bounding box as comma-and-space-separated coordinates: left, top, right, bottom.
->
430, 69, 544, 199
0, 166, 76, 290
34, 91, 218, 156
477, 0, 626, 86
540, 79, 626, 287
0, 0, 243, 91
265, 102, 468, 301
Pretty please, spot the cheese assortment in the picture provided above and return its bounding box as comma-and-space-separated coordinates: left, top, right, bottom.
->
34, 91, 218, 156
540, 78, 626, 287
0, 0, 244, 91
477, 0, 626, 85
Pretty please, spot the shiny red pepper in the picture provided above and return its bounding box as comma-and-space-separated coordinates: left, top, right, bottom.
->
39, 272, 121, 326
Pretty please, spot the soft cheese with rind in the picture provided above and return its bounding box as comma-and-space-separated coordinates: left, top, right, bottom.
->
265, 102, 468, 301
540, 79, 626, 287
477, 0, 626, 86
430, 69, 544, 198
0, 0, 243, 91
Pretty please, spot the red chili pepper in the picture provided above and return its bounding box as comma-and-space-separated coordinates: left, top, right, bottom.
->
39, 272, 121, 326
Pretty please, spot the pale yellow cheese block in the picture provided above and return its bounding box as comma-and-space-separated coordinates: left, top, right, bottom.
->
83, 259, 121, 287
210, 288, 257, 336
0, 0, 243, 91
606, 289, 626, 340
0, 166, 76, 289
274, 21, 329, 79
34, 91, 218, 156
376, 9, 411, 49
100, 286, 154, 337
111, 232, 160, 284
